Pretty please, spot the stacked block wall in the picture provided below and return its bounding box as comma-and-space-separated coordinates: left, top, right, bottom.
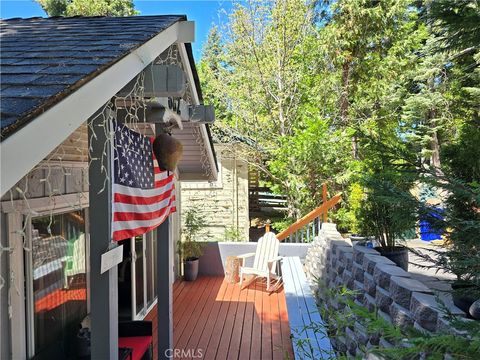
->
304, 224, 466, 358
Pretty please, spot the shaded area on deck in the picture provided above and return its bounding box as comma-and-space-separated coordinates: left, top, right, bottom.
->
148, 276, 294, 359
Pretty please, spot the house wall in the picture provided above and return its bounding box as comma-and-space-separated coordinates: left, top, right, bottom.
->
180, 143, 249, 242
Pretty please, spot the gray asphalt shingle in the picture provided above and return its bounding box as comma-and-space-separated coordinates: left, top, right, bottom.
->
0, 15, 186, 140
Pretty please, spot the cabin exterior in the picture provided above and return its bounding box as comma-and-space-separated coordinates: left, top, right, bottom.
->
180, 143, 250, 242
0, 16, 217, 360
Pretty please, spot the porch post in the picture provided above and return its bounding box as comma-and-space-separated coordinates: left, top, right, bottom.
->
156, 125, 173, 359
88, 109, 119, 359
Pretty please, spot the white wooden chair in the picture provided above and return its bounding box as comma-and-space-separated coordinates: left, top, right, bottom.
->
238, 232, 282, 291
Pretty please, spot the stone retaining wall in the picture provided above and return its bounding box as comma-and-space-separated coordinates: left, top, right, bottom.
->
304, 223, 465, 358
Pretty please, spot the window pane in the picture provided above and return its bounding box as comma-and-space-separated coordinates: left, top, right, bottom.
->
134, 235, 144, 315
153, 229, 158, 298
31, 210, 87, 359
146, 234, 153, 305
146, 230, 157, 305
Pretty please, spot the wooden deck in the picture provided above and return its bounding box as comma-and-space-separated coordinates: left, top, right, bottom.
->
170, 276, 293, 360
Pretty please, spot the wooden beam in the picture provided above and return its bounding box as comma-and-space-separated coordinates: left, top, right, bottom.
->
88, 109, 118, 360
276, 193, 342, 241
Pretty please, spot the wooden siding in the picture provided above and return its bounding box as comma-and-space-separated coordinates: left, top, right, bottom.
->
180, 144, 250, 242
146, 276, 293, 360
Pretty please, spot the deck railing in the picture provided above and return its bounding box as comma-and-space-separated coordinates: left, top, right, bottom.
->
276, 184, 342, 243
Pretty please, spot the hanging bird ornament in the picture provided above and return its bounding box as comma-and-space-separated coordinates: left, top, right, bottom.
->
152, 133, 183, 171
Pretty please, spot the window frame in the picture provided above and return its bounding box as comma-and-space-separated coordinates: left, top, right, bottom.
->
130, 231, 157, 320
25, 207, 90, 358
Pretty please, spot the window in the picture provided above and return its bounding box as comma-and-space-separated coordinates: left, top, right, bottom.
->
118, 230, 158, 320
27, 210, 87, 360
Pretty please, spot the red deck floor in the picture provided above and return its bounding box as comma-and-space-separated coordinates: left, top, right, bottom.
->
147, 276, 294, 360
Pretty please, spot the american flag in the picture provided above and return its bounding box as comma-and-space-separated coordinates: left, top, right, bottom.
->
111, 121, 176, 241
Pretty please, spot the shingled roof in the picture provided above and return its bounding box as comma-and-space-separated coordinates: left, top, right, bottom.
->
0, 15, 187, 140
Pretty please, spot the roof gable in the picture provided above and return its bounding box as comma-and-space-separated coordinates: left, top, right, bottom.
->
0, 15, 186, 139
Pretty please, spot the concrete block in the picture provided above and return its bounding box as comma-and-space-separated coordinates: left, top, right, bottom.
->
410, 292, 441, 331
321, 222, 337, 231
389, 302, 414, 329
339, 247, 354, 264
352, 263, 365, 282
354, 321, 369, 345
331, 240, 351, 253
364, 273, 377, 297
365, 351, 385, 360
377, 309, 392, 324
413, 321, 432, 335
389, 276, 433, 309
364, 293, 377, 313
354, 280, 365, 302
363, 254, 396, 275
333, 335, 347, 353
342, 269, 354, 290
369, 331, 381, 346
373, 263, 410, 290
436, 316, 472, 336
353, 244, 380, 263
345, 327, 358, 356
379, 338, 395, 349
375, 286, 393, 313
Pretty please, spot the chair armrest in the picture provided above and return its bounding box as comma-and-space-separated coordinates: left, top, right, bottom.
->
268, 256, 283, 270
237, 253, 255, 259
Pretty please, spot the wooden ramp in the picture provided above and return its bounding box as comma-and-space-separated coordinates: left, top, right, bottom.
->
172, 276, 294, 360
282, 256, 334, 359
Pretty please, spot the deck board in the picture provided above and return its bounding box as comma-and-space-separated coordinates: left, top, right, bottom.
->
172, 276, 293, 360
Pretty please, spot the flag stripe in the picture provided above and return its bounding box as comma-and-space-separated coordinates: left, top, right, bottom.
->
112, 202, 176, 232
114, 197, 176, 222
112, 122, 176, 241
113, 184, 174, 205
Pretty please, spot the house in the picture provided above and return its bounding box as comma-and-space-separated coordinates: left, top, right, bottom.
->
180, 142, 250, 242
0, 16, 217, 359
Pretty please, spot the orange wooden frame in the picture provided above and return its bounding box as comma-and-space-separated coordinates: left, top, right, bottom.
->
276, 185, 342, 241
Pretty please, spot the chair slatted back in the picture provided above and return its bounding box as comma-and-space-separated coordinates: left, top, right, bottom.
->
253, 232, 279, 271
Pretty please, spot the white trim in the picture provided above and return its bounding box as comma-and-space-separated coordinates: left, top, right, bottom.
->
1, 192, 89, 214
7, 213, 27, 359
25, 217, 35, 358
178, 43, 218, 182
0, 21, 195, 197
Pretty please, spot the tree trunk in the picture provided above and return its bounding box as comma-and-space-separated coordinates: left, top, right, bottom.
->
340, 60, 350, 126
340, 60, 358, 159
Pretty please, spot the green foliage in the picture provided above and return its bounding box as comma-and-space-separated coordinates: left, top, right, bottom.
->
315, 284, 480, 359
223, 226, 245, 242
335, 182, 363, 234
178, 206, 207, 261
36, 0, 137, 17
199, 0, 479, 257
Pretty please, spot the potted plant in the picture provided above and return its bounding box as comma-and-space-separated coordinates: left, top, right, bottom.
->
358, 150, 417, 271
178, 205, 207, 281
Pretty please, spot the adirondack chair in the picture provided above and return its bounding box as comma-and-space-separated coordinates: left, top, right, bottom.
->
238, 232, 282, 291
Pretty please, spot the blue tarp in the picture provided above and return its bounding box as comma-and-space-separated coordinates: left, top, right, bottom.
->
420, 207, 444, 241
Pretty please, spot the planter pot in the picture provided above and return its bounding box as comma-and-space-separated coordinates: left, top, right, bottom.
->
452, 282, 478, 317
184, 258, 199, 281
375, 246, 409, 271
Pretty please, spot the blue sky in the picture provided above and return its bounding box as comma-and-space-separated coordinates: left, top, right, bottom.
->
0, 1, 235, 60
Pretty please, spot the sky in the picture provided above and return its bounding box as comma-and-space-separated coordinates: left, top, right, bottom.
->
0, 0, 235, 60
